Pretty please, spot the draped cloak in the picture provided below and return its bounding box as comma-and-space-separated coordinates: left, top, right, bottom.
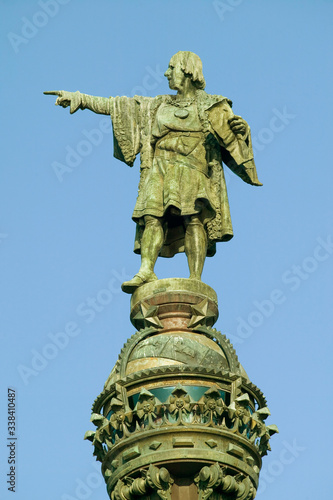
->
109, 90, 261, 257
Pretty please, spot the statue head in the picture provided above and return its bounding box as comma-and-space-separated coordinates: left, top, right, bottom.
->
165, 51, 206, 91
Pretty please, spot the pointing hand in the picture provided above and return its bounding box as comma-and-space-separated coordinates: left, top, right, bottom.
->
43, 90, 74, 108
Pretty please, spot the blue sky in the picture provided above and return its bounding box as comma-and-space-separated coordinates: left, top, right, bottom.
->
1, 0, 332, 498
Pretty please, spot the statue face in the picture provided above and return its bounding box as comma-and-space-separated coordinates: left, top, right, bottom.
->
164, 58, 186, 91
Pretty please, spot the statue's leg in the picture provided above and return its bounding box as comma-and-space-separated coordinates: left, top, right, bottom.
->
140, 215, 164, 277
184, 215, 207, 280
121, 216, 163, 294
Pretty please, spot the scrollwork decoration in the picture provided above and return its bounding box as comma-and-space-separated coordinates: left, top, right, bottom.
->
195, 463, 256, 500
110, 464, 173, 499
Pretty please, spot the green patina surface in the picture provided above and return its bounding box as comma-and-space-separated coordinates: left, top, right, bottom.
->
44, 51, 261, 295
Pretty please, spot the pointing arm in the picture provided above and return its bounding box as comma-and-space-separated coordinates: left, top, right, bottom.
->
44, 90, 111, 115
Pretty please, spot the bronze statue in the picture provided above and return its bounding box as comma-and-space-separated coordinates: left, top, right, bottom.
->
45, 51, 261, 293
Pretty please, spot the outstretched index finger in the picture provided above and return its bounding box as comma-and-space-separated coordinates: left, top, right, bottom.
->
43, 90, 62, 96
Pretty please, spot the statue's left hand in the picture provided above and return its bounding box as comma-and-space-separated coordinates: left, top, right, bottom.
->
229, 115, 247, 137
43, 90, 73, 108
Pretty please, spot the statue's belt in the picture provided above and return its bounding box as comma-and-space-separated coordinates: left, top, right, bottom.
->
155, 130, 205, 143
154, 131, 210, 175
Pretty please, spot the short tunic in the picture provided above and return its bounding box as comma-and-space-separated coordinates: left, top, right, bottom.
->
132, 101, 216, 226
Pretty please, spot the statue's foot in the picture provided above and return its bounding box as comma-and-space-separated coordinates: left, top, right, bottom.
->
121, 271, 158, 294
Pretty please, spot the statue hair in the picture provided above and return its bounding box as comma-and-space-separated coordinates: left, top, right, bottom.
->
170, 51, 206, 90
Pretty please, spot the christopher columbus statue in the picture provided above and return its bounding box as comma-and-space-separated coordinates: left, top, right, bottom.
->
45, 51, 261, 293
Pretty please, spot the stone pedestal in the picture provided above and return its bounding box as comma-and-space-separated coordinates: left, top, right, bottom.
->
86, 279, 277, 499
